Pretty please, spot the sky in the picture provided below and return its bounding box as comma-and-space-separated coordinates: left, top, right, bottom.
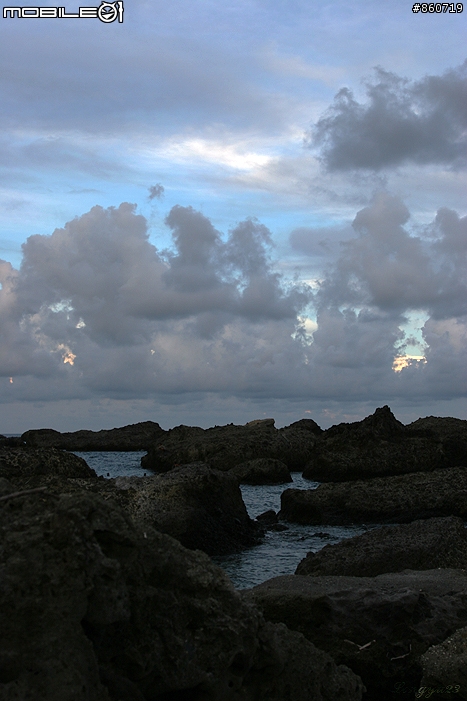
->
0, 0, 466, 432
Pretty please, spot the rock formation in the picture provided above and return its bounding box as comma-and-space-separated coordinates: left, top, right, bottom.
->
302, 406, 467, 482
246, 569, 467, 701
21, 421, 165, 451
0, 482, 364, 701
231, 457, 292, 484
280, 466, 467, 525
102, 463, 263, 555
0, 445, 97, 482
0, 447, 261, 556
419, 626, 467, 700
295, 516, 467, 577
141, 418, 321, 474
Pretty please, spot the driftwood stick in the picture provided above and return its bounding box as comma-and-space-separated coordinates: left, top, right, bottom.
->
0, 486, 48, 502
390, 644, 412, 661
343, 639, 376, 652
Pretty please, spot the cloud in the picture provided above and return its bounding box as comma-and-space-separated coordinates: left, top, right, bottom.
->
0, 28, 289, 136
148, 184, 164, 201
0, 202, 311, 392
315, 192, 467, 320
289, 224, 354, 258
308, 62, 467, 171
1, 195, 465, 407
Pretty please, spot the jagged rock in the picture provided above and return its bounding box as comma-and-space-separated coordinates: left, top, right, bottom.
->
0, 485, 364, 700
279, 466, 467, 525
0, 446, 97, 485
231, 458, 292, 485
302, 406, 467, 482
295, 517, 467, 577
246, 569, 467, 701
21, 421, 165, 451
419, 626, 467, 700
141, 417, 321, 475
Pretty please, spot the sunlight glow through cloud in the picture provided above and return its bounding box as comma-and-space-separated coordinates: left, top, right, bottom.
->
392, 355, 427, 373
158, 138, 274, 171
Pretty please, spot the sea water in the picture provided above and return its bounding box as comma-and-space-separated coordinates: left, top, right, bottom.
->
72, 452, 375, 589
212, 473, 373, 589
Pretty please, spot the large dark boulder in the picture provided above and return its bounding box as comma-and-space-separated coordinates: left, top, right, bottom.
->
103, 463, 263, 556
141, 417, 322, 475
280, 466, 467, 525
0, 446, 97, 484
419, 626, 467, 699
295, 517, 467, 577
246, 569, 467, 701
0, 482, 364, 701
302, 406, 467, 482
21, 421, 165, 451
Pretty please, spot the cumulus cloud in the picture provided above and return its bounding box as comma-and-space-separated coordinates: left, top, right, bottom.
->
314, 192, 467, 321
1, 195, 465, 406
291, 192, 466, 398
308, 62, 467, 171
0, 202, 312, 398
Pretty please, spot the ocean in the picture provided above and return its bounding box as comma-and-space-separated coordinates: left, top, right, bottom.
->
72, 451, 376, 589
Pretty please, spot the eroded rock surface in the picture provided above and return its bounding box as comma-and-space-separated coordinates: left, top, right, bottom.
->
419, 626, 467, 700
280, 466, 467, 525
0, 446, 97, 484
246, 569, 467, 701
302, 406, 467, 482
106, 463, 263, 555
0, 485, 364, 701
231, 457, 292, 485
295, 517, 467, 577
0, 448, 262, 556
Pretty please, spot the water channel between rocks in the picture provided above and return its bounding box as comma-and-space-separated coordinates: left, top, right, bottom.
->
74, 451, 379, 590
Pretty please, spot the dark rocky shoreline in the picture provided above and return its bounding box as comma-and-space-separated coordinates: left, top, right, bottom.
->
1, 405, 466, 700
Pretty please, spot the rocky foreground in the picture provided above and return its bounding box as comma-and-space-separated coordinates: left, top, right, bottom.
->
0, 482, 364, 701
1, 405, 467, 700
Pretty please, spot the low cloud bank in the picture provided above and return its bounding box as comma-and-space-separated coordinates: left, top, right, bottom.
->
0, 193, 466, 407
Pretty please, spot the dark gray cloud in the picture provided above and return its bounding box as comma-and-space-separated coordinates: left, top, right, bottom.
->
1, 196, 465, 407
308, 62, 467, 171
148, 184, 164, 201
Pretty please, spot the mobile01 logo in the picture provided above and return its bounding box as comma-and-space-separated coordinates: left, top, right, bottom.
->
3, 1, 124, 21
